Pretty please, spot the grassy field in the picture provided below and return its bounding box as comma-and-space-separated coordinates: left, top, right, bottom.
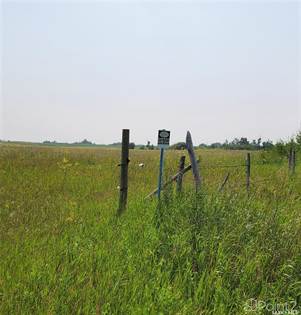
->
0, 144, 300, 314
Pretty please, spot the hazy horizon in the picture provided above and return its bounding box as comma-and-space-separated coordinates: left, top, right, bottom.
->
1, 1, 301, 145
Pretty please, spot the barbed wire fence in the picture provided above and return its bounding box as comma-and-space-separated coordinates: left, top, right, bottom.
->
146, 148, 298, 199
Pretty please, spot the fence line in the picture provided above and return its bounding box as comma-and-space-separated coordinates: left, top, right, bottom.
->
146, 159, 200, 199
112, 129, 299, 206
202, 160, 290, 169
145, 149, 297, 198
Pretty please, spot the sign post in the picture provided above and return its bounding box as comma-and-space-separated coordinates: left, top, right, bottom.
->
157, 129, 170, 199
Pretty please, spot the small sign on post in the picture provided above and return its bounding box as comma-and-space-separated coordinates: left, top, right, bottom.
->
157, 129, 170, 199
158, 130, 171, 149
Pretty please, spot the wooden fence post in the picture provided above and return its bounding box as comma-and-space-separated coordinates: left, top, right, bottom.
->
186, 131, 201, 191
176, 155, 185, 193
246, 153, 251, 192
117, 129, 130, 215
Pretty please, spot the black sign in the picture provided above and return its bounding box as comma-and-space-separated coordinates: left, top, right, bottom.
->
158, 130, 170, 148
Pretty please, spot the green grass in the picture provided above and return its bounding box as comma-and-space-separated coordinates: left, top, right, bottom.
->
0, 145, 300, 314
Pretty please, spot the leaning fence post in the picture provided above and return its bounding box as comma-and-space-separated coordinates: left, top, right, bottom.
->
117, 129, 130, 215
176, 155, 185, 193
186, 131, 201, 191
246, 153, 251, 192
218, 172, 230, 193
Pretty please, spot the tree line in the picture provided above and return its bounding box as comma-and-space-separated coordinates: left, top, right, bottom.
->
169, 131, 301, 157
25, 131, 301, 155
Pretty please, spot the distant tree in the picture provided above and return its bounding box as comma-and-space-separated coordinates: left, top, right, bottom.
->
81, 139, 92, 145
251, 139, 257, 146
232, 138, 240, 146
274, 141, 287, 157
146, 141, 155, 150
239, 137, 249, 146
262, 140, 274, 150
129, 142, 135, 149
210, 142, 222, 149
296, 131, 301, 147
170, 142, 186, 150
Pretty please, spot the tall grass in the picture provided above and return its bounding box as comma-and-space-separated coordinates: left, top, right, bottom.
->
0, 145, 300, 314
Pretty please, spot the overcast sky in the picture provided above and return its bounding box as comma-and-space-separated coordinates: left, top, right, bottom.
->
1, 1, 300, 145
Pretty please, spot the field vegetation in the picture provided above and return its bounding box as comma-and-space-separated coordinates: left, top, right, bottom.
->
0, 144, 300, 314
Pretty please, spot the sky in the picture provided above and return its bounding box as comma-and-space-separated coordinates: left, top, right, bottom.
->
1, 0, 300, 145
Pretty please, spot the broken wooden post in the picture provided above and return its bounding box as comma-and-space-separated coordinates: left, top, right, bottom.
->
176, 155, 185, 193
186, 131, 201, 191
218, 172, 230, 193
117, 129, 130, 215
